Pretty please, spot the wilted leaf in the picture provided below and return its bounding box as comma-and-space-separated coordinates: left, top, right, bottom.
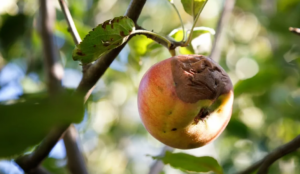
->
152, 151, 223, 174
181, 0, 208, 20
72, 16, 135, 64
0, 94, 84, 158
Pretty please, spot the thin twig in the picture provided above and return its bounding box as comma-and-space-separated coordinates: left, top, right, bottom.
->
57, 1, 89, 174
169, 2, 185, 42
236, 135, 300, 174
148, 146, 174, 174
210, 0, 236, 62
58, 0, 81, 45
257, 135, 300, 174
289, 27, 300, 36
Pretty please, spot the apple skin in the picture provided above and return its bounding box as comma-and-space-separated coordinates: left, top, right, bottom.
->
138, 55, 233, 149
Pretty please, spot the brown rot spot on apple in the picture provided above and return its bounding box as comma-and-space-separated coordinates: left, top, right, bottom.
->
171, 55, 232, 103
194, 108, 210, 124
171, 128, 177, 131
157, 86, 163, 92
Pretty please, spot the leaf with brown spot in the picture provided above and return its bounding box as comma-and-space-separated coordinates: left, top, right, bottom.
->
120, 31, 126, 37
72, 16, 135, 63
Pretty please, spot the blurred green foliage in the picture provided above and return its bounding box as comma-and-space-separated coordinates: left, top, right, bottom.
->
0, 93, 84, 158
152, 151, 223, 174
0, 0, 299, 174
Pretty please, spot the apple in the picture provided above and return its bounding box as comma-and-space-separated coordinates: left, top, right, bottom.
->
138, 55, 233, 149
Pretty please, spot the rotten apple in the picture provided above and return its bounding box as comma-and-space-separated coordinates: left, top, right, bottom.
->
138, 55, 233, 149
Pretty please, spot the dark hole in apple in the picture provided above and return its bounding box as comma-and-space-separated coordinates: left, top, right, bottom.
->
171, 128, 177, 131
215, 79, 219, 86
194, 108, 210, 124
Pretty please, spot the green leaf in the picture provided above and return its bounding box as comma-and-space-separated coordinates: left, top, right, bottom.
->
152, 151, 223, 174
181, 0, 208, 20
169, 27, 215, 54
72, 16, 135, 64
169, 26, 215, 41
0, 94, 84, 158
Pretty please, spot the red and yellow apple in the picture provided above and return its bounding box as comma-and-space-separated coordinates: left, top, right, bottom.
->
138, 55, 233, 149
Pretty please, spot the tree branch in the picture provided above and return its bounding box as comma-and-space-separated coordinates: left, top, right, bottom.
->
15, 126, 67, 173
236, 135, 300, 174
257, 135, 300, 174
289, 27, 300, 36
210, 0, 236, 62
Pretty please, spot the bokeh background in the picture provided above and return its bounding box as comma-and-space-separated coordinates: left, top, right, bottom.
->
0, 0, 300, 173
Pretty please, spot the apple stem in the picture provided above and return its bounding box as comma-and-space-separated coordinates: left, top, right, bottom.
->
169, 49, 176, 56
131, 30, 182, 53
